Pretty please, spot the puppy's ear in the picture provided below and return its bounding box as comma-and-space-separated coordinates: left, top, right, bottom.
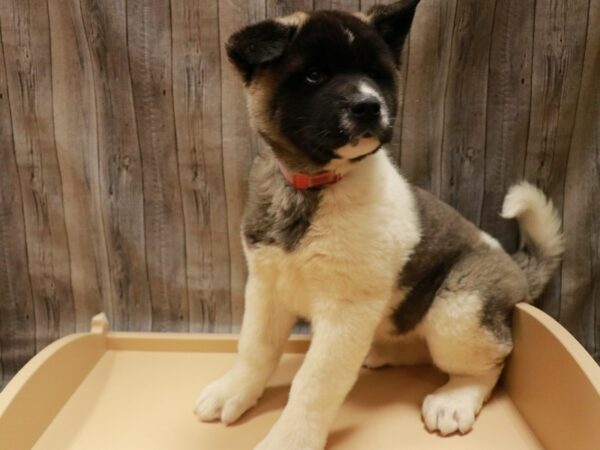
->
226, 20, 296, 83
367, 0, 420, 64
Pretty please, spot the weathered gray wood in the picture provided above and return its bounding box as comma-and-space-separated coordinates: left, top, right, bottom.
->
359, 1, 381, 12
480, 0, 535, 251
127, 0, 189, 331
1, 0, 599, 383
218, 0, 267, 330
0, 0, 75, 353
314, 1, 360, 12
79, 0, 153, 331
387, 17, 411, 165
267, 0, 313, 16
524, 0, 589, 318
47, 0, 110, 332
560, 0, 599, 359
0, 21, 36, 388
399, 0, 457, 195
171, 0, 232, 332
439, 0, 497, 224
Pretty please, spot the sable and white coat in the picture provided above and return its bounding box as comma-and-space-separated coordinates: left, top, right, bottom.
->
194, 3, 564, 449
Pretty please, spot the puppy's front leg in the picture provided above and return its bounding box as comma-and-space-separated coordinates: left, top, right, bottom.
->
194, 273, 296, 424
256, 299, 386, 450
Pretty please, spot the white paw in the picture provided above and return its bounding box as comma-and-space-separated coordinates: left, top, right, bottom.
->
422, 390, 480, 435
194, 372, 263, 425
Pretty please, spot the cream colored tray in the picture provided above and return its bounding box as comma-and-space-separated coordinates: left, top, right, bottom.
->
1, 304, 599, 450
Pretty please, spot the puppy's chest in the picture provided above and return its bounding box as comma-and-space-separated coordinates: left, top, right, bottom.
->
247, 182, 417, 313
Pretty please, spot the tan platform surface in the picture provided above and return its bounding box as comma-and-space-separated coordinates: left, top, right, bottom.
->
2, 304, 600, 450
33, 351, 540, 450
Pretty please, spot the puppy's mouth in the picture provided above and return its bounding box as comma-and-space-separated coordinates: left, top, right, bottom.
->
349, 132, 373, 145
335, 133, 383, 160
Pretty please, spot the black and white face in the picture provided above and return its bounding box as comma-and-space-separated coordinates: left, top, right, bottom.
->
227, 1, 419, 169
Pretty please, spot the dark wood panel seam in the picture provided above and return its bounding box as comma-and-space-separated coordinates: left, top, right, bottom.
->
168, 0, 191, 331
479, 0, 500, 226
46, 0, 77, 331
559, 0, 592, 322
558, 0, 591, 320
216, 0, 234, 327
397, 33, 410, 163
78, 0, 114, 321
522, 0, 537, 181
125, 0, 155, 329
438, 0, 459, 195
0, 20, 37, 351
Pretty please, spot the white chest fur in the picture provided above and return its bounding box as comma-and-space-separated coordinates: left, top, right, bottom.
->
245, 150, 421, 319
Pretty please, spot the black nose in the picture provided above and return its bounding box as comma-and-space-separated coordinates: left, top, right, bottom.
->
349, 97, 381, 119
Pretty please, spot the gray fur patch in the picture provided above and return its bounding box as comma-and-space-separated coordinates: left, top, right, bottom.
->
392, 187, 528, 342
393, 187, 481, 333
441, 249, 527, 345
243, 148, 321, 251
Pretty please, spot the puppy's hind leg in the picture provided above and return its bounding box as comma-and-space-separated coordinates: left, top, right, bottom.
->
421, 290, 514, 436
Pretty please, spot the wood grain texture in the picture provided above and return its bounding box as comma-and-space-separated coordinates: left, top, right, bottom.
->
560, 0, 599, 358
439, 0, 497, 224
480, 0, 534, 251
0, 0, 76, 359
48, 0, 110, 332
0, 19, 36, 386
127, 0, 188, 332
79, 0, 153, 332
171, 0, 231, 332
314, 1, 360, 12
218, 0, 266, 329
0, 0, 598, 386
524, 0, 590, 318
399, 0, 457, 195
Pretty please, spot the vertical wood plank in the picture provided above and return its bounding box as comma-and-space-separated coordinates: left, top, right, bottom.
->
0, 23, 36, 388
560, 0, 598, 357
267, 0, 313, 16
359, 0, 380, 12
314, 1, 360, 12
171, 0, 231, 332
127, 0, 188, 331
80, 0, 153, 331
439, 0, 497, 224
400, 0, 457, 194
370, 0, 411, 165
480, 0, 535, 251
0, 0, 599, 383
47, 0, 110, 331
0, 0, 75, 350
524, 0, 589, 317
219, 0, 267, 330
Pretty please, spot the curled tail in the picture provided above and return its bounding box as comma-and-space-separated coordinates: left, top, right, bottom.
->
501, 182, 565, 301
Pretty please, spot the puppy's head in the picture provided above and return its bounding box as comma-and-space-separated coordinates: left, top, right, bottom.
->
227, 1, 420, 169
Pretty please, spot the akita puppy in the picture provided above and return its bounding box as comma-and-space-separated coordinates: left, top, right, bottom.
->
194, 2, 564, 448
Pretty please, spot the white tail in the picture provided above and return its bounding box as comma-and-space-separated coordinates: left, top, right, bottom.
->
501, 182, 565, 300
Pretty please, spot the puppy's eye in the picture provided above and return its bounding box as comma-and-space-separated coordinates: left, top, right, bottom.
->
305, 70, 326, 85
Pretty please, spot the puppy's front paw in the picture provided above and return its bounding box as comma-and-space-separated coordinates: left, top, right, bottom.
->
422, 390, 479, 436
194, 372, 263, 425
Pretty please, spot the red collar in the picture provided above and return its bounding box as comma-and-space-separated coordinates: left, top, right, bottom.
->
277, 161, 342, 190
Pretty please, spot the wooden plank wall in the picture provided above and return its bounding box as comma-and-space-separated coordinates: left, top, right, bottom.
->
0, 0, 598, 386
